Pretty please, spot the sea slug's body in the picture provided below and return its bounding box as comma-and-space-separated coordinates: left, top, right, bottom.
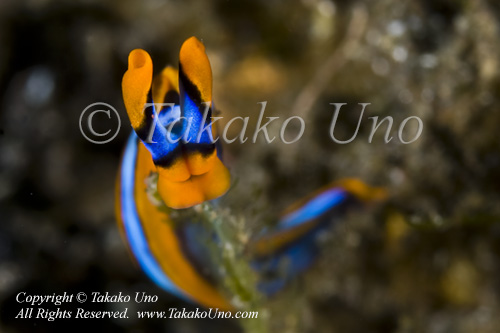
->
116, 37, 386, 310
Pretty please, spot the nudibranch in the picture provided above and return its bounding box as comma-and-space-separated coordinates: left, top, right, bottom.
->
116, 37, 386, 311
116, 37, 232, 310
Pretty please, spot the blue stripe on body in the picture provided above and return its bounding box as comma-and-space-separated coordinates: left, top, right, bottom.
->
181, 94, 214, 144
158, 104, 181, 127
120, 132, 189, 301
278, 188, 348, 231
252, 187, 350, 295
142, 104, 182, 161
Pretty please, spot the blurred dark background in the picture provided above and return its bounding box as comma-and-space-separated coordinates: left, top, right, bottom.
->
1, 0, 500, 332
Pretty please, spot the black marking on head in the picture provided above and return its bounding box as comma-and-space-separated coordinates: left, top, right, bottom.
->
179, 63, 203, 104
152, 143, 216, 169
134, 89, 156, 142
178, 63, 213, 124
183, 143, 216, 157
163, 90, 180, 105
